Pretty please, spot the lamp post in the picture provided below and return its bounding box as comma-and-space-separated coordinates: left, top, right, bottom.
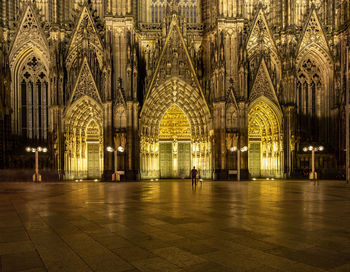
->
230, 145, 248, 181
25, 146, 48, 183
303, 145, 324, 180
107, 146, 125, 181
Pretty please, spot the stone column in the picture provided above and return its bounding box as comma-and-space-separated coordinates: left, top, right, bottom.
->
213, 101, 227, 179
103, 101, 113, 180
125, 101, 139, 180
239, 101, 249, 178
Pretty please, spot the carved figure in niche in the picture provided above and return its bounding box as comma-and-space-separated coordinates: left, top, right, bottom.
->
172, 140, 178, 159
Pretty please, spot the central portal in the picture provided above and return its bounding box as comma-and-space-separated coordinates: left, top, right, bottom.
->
158, 105, 191, 178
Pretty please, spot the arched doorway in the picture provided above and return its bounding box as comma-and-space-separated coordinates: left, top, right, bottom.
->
140, 79, 212, 180
248, 98, 283, 178
64, 97, 104, 180
158, 104, 191, 178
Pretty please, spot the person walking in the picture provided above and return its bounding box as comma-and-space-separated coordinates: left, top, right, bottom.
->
191, 166, 198, 186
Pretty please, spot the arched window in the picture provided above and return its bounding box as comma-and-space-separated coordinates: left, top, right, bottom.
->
20, 55, 49, 140
297, 58, 324, 140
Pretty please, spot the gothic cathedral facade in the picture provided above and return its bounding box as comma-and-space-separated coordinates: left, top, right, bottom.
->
0, 0, 348, 180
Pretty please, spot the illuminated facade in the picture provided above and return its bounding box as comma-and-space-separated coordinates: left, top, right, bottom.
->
0, 0, 348, 180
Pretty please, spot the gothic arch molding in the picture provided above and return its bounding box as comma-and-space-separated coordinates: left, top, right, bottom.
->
64, 96, 103, 130
140, 78, 212, 179
11, 47, 50, 138
9, 4, 50, 71
248, 96, 284, 178
64, 96, 104, 179
296, 48, 332, 83
295, 8, 333, 144
248, 96, 283, 125
141, 78, 211, 140
9, 4, 50, 138
296, 46, 332, 74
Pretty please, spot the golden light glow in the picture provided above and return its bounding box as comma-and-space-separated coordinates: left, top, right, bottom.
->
141, 103, 212, 179
159, 105, 191, 140
248, 99, 283, 178
64, 98, 104, 179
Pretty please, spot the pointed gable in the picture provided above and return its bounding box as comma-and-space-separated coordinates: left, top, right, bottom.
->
249, 59, 280, 108
298, 9, 329, 53
246, 9, 279, 64
9, 4, 49, 68
67, 58, 102, 107
297, 8, 331, 62
144, 15, 207, 107
66, 6, 104, 70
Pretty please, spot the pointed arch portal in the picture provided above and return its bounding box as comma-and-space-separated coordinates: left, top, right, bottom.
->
64, 97, 104, 180
248, 98, 283, 178
140, 80, 212, 180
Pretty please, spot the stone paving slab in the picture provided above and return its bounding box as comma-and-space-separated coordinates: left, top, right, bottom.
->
0, 180, 349, 271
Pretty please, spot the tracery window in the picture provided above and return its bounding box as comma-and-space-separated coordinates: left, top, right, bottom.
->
297, 58, 323, 139
20, 56, 49, 140
151, 0, 199, 23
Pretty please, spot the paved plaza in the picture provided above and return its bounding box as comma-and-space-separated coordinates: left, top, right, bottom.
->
0, 180, 350, 272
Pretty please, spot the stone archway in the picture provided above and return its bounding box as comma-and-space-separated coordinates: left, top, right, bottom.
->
64, 97, 104, 180
140, 79, 212, 179
248, 97, 283, 178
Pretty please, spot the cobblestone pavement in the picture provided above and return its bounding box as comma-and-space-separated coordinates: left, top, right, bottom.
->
0, 180, 349, 272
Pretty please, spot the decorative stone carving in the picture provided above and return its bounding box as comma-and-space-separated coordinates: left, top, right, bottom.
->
9, 4, 49, 70
66, 6, 104, 71
297, 8, 331, 64
68, 58, 102, 106
249, 58, 280, 108
246, 9, 280, 68
159, 105, 191, 140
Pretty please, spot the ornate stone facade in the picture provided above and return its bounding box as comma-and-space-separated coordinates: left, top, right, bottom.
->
0, 0, 348, 180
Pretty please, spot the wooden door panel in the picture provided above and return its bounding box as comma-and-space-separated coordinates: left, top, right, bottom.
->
249, 142, 261, 177
178, 142, 191, 178
88, 143, 100, 178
